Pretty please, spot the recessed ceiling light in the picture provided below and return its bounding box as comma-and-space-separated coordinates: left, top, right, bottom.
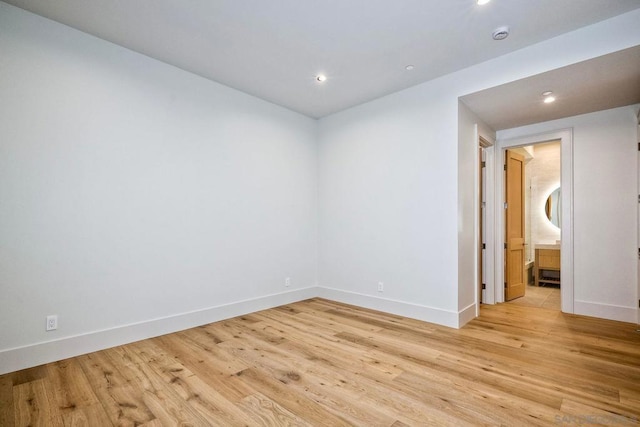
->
405, 65, 415, 71
544, 95, 556, 104
316, 74, 327, 83
542, 91, 553, 96
477, 0, 491, 5
492, 26, 510, 40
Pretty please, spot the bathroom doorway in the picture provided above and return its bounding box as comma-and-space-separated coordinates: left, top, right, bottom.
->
483, 128, 573, 314
505, 140, 561, 310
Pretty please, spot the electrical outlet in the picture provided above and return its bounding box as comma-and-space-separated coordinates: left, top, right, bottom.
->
46, 315, 58, 331
377, 282, 384, 292
285, 277, 291, 287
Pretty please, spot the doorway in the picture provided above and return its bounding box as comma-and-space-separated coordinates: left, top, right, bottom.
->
483, 128, 574, 313
505, 141, 561, 309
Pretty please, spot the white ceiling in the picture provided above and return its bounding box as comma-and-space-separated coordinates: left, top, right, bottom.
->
4, 0, 640, 119
461, 45, 640, 130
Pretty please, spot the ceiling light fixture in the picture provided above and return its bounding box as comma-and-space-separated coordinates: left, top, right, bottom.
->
477, 0, 491, 5
542, 91, 556, 103
405, 65, 415, 71
492, 26, 510, 40
316, 74, 327, 83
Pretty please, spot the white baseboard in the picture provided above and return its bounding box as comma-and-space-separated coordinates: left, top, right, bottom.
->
458, 302, 477, 327
316, 287, 463, 328
0, 287, 318, 376
574, 300, 638, 324
17, 286, 634, 376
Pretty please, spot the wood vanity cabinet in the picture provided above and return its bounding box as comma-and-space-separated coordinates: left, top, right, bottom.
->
535, 248, 560, 287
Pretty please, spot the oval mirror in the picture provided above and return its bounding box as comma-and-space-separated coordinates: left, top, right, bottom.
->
545, 187, 561, 228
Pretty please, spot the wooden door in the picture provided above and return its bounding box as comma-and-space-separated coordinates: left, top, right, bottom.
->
505, 150, 525, 301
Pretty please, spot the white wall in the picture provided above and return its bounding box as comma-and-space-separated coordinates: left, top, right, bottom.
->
524, 155, 533, 263
0, 3, 318, 374
318, 9, 640, 327
498, 106, 639, 322
529, 142, 561, 247
317, 88, 461, 326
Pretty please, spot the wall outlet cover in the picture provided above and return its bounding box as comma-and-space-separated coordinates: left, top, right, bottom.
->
46, 315, 58, 331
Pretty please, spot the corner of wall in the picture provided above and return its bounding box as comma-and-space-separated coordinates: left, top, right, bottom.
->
457, 302, 477, 328
317, 287, 461, 329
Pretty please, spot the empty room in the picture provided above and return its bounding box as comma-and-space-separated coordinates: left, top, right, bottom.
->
1, 1, 640, 425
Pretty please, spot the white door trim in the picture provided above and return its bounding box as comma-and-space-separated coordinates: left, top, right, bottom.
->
637, 114, 640, 325
476, 128, 496, 308
489, 128, 574, 313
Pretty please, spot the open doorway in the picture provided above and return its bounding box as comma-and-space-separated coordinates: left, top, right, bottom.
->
481, 128, 574, 314
505, 141, 561, 310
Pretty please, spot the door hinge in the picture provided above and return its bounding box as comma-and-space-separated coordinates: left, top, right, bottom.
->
504, 164, 507, 171
504, 202, 508, 209
482, 243, 486, 250
504, 282, 508, 289
482, 283, 486, 290
481, 161, 486, 168
637, 142, 640, 151
504, 243, 507, 250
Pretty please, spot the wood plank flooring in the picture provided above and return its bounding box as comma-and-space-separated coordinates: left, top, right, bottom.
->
1, 298, 639, 426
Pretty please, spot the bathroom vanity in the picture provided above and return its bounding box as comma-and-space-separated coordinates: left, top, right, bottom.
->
535, 244, 560, 287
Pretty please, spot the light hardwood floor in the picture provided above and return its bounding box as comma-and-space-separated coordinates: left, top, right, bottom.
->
1, 298, 639, 426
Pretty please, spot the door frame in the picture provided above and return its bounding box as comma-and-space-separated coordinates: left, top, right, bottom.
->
475, 127, 496, 312
487, 128, 574, 313
637, 110, 640, 325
